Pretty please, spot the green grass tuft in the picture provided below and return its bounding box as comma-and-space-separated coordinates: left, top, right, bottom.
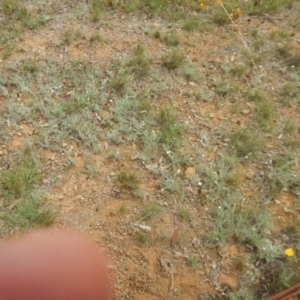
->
90, 0, 103, 22
125, 44, 151, 78
135, 232, 148, 245
158, 106, 185, 149
0, 159, 42, 200
162, 30, 180, 46
246, 0, 295, 15
117, 170, 140, 191
162, 49, 185, 70
2, 196, 55, 232
140, 202, 162, 221
230, 128, 263, 158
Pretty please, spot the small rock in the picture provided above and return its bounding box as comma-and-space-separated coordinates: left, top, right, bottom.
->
160, 258, 172, 271
192, 237, 200, 247
133, 223, 151, 232
185, 167, 196, 180
241, 109, 250, 115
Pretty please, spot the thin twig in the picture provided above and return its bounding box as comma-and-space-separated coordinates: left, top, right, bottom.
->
267, 282, 300, 300
218, 0, 258, 71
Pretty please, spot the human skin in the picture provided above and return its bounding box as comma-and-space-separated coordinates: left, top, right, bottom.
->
0, 229, 111, 300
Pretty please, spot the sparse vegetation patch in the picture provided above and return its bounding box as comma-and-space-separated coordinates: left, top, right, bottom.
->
0, 0, 300, 299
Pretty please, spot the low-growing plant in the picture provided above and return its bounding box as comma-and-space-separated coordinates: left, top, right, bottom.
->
229, 128, 263, 158
63, 93, 90, 114
125, 44, 151, 78
83, 162, 98, 179
135, 231, 148, 245
22, 14, 51, 30
1, 0, 45, 31
213, 77, 234, 96
233, 256, 247, 273
61, 28, 82, 45
255, 99, 273, 127
108, 73, 129, 95
235, 206, 270, 242
133, 188, 146, 199
2, 48, 13, 60
140, 202, 162, 221
252, 37, 266, 52
269, 169, 300, 196
285, 135, 300, 151
282, 82, 299, 100
90, 0, 103, 22
119, 205, 126, 215
269, 28, 291, 41
146, 0, 169, 15
250, 28, 259, 37
224, 170, 243, 189
140, 131, 158, 161
61, 114, 100, 152
284, 119, 297, 135
282, 224, 300, 244
161, 174, 184, 193
272, 151, 293, 171
182, 64, 199, 82
153, 29, 161, 39
206, 191, 270, 248
22, 60, 39, 74
212, 8, 229, 25
205, 192, 241, 247
244, 88, 267, 102
162, 30, 180, 46
187, 254, 199, 269
255, 259, 296, 297
158, 106, 185, 149
1, 0, 19, 16
162, 49, 185, 70
107, 150, 121, 161
90, 32, 104, 44
0, 158, 42, 200
176, 209, 192, 223
117, 170, 140, 191
182, 18, 200, 31
278, 42, 300, 67
144, 0, 190, 20
227, 287, 254, 300
246, 0, 295, 15
1, 195, 55, 232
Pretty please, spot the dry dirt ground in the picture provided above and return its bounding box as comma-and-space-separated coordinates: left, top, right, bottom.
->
1, 1, 300, 299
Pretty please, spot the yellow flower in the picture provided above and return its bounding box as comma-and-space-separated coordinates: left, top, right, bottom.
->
231, 8, 242, 20
284, 248, 295, 257
198, 0, 204, 10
